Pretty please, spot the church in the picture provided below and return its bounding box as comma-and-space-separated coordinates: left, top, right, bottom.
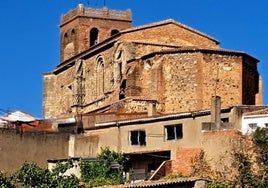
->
0, 4, 266, 180
43, 4, 262, 119
38, 4, 265, 179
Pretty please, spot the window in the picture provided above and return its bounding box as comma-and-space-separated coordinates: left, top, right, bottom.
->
90, 28, 99, 46
111, 29, 119, 36
165, 124, 183, 140
221, 118, 229, 123
96, 56, 104, 96
130, 130, 146, 145
248, 123, 257, 130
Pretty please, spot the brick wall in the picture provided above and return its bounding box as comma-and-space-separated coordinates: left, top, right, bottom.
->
43, 46, 259, 118
172, 148, 201, 175
120, 23, 219, 49
43, 6, 260, 119
60, 5, 131, 62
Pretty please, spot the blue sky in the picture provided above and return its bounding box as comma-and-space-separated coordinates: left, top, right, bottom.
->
0, 0, 267, 118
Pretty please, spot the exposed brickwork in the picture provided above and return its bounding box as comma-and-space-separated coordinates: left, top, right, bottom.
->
172, 148, 201, 175
60, 4, 132, 62
201, 53, 243, 108
120, 23, 219, 49
43, 6, 261, 119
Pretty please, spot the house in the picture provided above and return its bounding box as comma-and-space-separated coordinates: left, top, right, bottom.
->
65, 96, 267, 179
242, 108, 268, 135
0, 4, 264, 180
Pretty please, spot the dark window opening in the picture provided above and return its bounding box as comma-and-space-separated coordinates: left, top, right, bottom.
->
165, 124, 183, 140
71, 29, 76, 34
96, 56, 105, 96
119, 79, 126, 100
130, 130, 146, 145
90, 28, 99, 46
221, 118, 229, 123
111, 29, 119, 36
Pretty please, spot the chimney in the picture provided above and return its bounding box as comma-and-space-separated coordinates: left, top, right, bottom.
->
211, 96, 221, 129
148, 101, 157, 117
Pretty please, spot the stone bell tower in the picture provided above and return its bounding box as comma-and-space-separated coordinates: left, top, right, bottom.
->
59, 4, 132, 62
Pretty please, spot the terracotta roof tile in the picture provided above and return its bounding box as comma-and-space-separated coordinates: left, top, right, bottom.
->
243, 107, 268, 116
97, 177, 208, 188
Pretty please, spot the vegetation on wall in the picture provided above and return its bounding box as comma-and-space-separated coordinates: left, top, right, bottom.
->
0, 147, 127, 188
12, 161, 79, 188
0, 161, 79, 188
191, 127, 268, 187
0, 130, 267, 187
80, 147, 128, 187
0, 171, 14, 188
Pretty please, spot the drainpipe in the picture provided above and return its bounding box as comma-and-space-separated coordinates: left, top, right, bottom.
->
211, 96, 221, 129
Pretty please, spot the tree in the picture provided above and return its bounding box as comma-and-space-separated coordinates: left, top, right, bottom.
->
12, 161, 79, 188
80, 147, 128, 187
0, 171, 14, 188
191, 127, 268, 187
252, 127, 268, 186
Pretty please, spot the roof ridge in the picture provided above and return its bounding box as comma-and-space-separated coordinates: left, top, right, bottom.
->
121, 19, 219, 43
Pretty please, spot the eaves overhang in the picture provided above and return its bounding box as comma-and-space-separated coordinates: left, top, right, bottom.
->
121, 19, 219, 45
53, 33, 121, 74
93, 107, 233, 129
138, 47, 259, 63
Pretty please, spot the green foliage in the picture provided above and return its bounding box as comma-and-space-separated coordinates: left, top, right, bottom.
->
191, 150, 214, 179
12, 162, 51, 187
50, 160, 79, 188
12, 161, 79, 188
206, 181, 229, 188
253, 127, 268, 144
80, 147, 128, 187
190, 134, 268, 188
0, 171, 14, 188
252, 127, 268, 187
232, 152, 259, 187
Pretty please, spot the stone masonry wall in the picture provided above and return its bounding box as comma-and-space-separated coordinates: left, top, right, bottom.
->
124, 51, 258, 114
242, 56, 259, 105
43, 73, 57, 118
201, 53, 243, 108
44, 44, 259, 118
60, 11, 131, 62
120, 23, 219, 49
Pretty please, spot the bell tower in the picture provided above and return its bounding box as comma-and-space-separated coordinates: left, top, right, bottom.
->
59, 4, 132, 62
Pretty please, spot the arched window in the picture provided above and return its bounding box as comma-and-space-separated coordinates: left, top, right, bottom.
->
96, 56, 105, 96
71, 29, 76, 35
63, 32, 68, 45
90, 28, 99, 46
111, 29, 119, 36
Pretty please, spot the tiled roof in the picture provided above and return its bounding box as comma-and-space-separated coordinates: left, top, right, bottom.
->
138, 47, 259, 62
243, 107, 268, 116
98, 177, 207, 188
121, 19, 219, 44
